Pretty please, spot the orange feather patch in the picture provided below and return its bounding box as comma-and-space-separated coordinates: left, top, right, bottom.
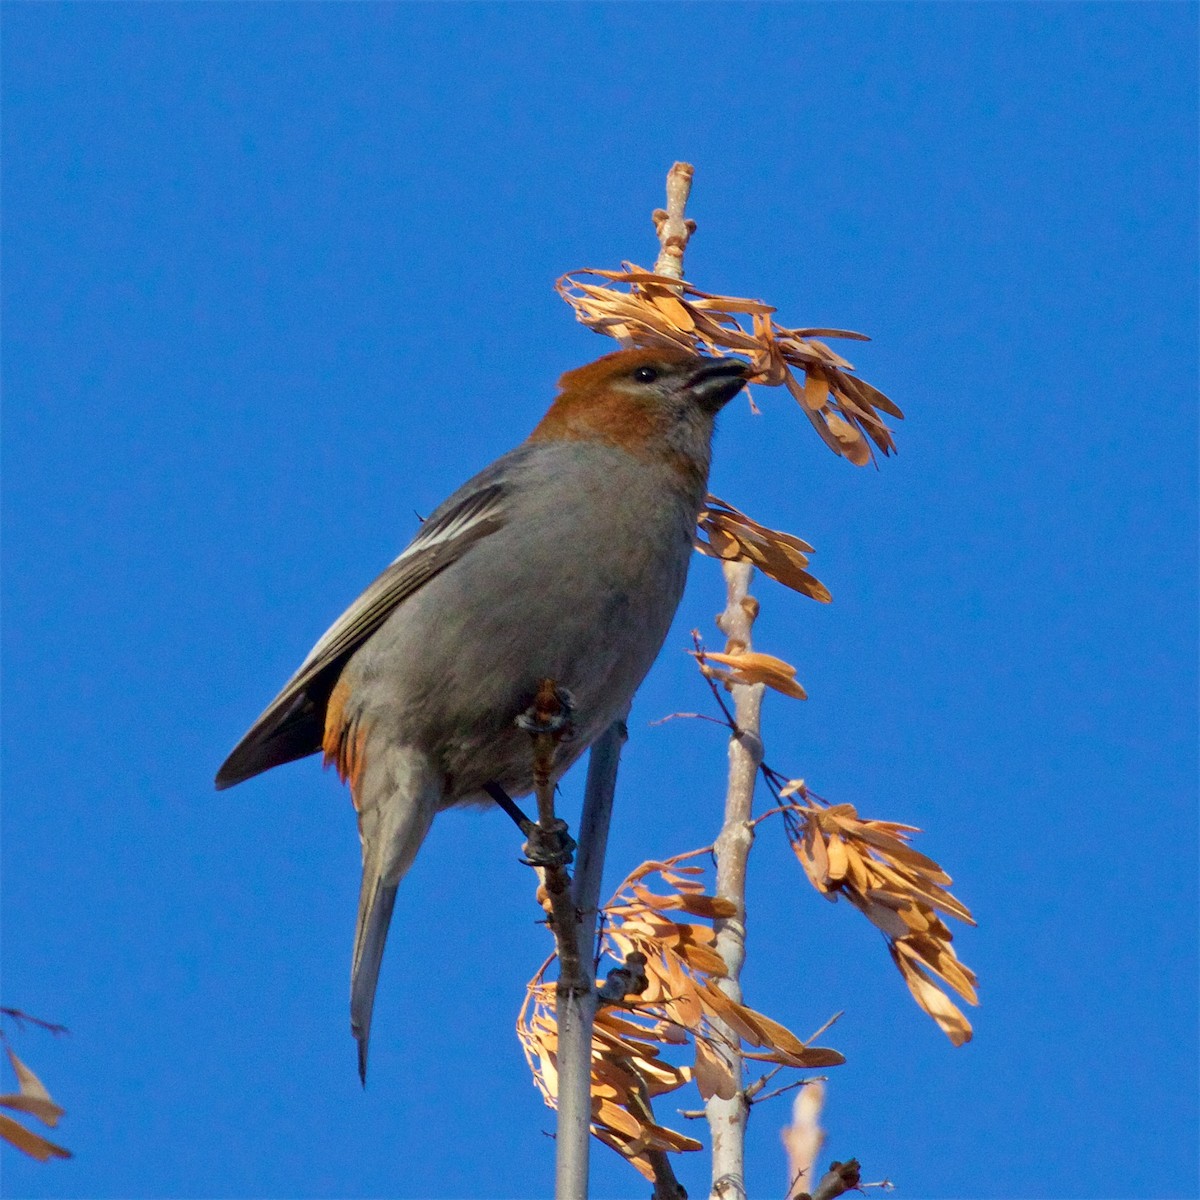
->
323, 676, 370, 809
528, 347, 706, 488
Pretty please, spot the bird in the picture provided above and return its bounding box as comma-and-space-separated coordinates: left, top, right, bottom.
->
215, 345, 748, 1081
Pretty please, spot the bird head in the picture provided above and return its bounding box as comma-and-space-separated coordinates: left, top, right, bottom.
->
528, 347, 748, 490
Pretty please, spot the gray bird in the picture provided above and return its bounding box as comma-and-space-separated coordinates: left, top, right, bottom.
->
216, 346, 747, 1080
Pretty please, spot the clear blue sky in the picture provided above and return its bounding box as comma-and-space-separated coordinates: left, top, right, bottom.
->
3, 4, 1196, 1198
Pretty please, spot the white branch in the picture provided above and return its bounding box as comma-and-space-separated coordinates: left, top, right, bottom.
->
705, 560, 764, 1200
552, 716, 627, 1200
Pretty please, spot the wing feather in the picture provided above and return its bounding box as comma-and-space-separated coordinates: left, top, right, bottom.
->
214, 482, 506, 789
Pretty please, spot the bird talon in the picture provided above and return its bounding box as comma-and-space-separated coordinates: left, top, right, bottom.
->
516, 683, 576, 737
521, 819, 577, 868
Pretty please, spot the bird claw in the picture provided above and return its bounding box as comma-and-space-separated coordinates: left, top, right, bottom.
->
516, 683, 575, 738
520, 818, 577, 869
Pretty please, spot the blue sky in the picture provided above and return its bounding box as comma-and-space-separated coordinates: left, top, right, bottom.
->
2, 4, 1196, 1198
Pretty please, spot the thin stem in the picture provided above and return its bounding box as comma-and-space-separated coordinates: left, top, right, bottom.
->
652, 161, 696, 282
552, 714, 628, 1200
705, 560, 764, 1200
807, 1159, 862, 1200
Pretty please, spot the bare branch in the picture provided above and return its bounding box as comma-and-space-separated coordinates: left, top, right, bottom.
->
752, 1077, 825, 1108
520, 682, 622, 1200
704, 560, 765, 1200
649, 711, 735, 731
652, 162, 696, 282
804, 1158, 862, 1200
520, 680, 582, 988
0, 1011, 69, 1038
782, 1081, 826, 1200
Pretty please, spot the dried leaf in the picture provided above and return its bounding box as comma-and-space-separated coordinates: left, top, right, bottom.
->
556, 267, 901, 468
632, 887, 736, 920
860, 898, 913, 940
696, 649, 807, 700
697, 497, 831, 603
689, 296, 778, 315
801, 369, 831, 413
672, 894, 737, 919
743, 1045, 846, 1068
826, 821, 953, 882
821, 831, 852, 886
648, 290, 696, 332
0, 1112, 71, 1162
890, 947, 974, 1046
894, 936, 979, 1005
792, 327, 872, 341
671, 937, 730, 978
783, 799, 978, 1045
0, 1049, 65, 1129
693, 1036, 739, 1101
738, 1004, 810, 1058
806, 821, 830, 885
520, 848, 850, 1182
824, 412, 871, 466
697, 982, 770, 1047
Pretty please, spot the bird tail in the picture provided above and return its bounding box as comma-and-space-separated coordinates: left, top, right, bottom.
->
349, 744, 442, 1084
351, 874, 399, 1085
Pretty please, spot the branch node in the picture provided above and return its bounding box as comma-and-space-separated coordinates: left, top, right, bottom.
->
800, 1158, 863, 1200
652, 161, 696, 283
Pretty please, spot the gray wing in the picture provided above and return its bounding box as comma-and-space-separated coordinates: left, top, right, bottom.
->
215, 480, 507, 789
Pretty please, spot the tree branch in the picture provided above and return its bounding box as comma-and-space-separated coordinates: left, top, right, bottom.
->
802, 1158, 862, 1200
782, 1081, 826, 1200
652, 162, 696, 282
705, 561, 764, 1200
522, 685, 629, 1200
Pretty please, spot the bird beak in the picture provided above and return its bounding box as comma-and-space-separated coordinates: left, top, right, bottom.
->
686, 357, 749, 412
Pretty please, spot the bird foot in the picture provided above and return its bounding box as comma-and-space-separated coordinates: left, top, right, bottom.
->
520, 817, 577, 869
516, 682, 575, 739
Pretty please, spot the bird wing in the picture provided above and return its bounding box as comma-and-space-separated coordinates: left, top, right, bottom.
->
214, 480, 508, 789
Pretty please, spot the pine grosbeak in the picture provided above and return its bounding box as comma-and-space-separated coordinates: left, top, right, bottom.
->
215, 346, 748, 1078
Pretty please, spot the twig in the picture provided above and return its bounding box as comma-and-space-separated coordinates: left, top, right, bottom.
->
704, 561, 765, 1200
520, 680, 582, 992
652, 162, 696, 283
753, 1078, 824, 1107
781, 1081, 824, 1200
803, 1011, 844, 1046
0, 1010, 69, 1037
553, 711, 630, 1199
691, 630, 741, 733
570, 711, 628, 960
555, 711, 630, 1200
650, 167, 758, 1200
520, 680, 601, 1200
801, 1158, 862, 1200
744, 1064, 785, 1100
649, 711, 733, 730
623, 1062, 689, 1200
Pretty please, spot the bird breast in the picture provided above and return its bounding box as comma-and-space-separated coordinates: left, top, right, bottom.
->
340, 439, 704, 802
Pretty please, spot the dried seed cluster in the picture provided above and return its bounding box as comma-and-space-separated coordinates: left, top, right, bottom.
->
518, 857, 842, 1181
557, 265, 902, 466
782, 788, 978, 1046
696, 495, 831, 605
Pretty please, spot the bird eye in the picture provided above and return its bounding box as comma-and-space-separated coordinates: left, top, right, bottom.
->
633, 366, 659, 383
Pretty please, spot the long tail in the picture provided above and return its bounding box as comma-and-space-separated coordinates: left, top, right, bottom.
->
348, 744, 442, 1084
351, 874, 400, 1085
